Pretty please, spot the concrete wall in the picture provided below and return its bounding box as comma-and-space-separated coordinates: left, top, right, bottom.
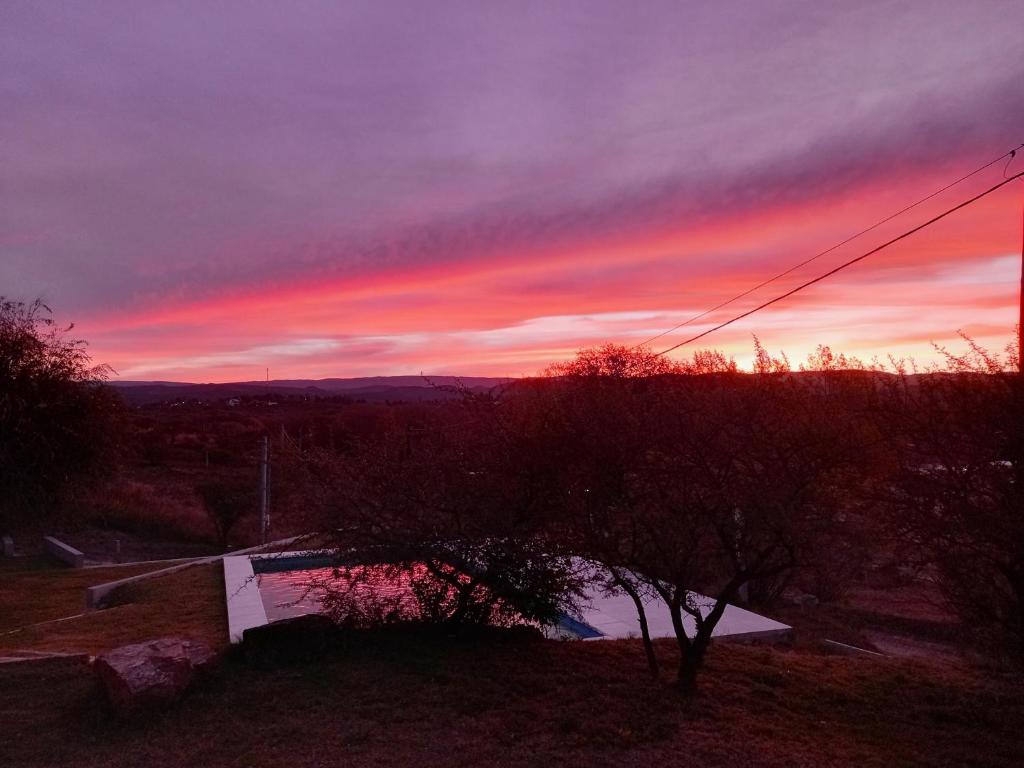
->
43, 536, 85, 568
85, 533, 309, 610
223, 555, 270, 643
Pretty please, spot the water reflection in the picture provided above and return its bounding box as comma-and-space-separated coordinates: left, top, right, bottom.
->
257, 562, 494, 626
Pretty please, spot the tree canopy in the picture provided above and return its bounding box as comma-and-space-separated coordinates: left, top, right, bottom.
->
0, 298, 123, 532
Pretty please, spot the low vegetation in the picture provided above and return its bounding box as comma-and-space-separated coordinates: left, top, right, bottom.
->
1, 633, 1020, 767
0, 563, 227, 655
0, 298, 124, 533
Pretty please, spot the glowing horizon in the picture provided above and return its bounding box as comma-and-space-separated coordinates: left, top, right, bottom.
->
3, 2, 1023, 383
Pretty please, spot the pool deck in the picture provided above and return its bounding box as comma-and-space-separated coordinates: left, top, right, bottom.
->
223, 555, 268, 643
568, 585, 791, 642
224, 549, 337, 642
224, 551, 791, 645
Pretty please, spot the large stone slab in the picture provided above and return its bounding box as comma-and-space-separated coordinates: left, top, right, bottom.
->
93, 637, 217, 717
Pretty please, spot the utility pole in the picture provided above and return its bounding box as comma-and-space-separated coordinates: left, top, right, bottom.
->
259, 435, 269, 544
1019, 199, 1023, 373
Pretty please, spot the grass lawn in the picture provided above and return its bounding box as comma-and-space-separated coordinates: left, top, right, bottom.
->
0, 562, 227, 655
1, 632, 1021, 768
1, 560, 1020, 766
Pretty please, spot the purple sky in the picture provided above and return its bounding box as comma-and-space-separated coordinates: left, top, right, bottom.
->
3, 2, 1023, 379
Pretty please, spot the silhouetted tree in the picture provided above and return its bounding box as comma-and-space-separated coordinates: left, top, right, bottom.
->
884, 330, 1024, 660
307, 341, 879, 690
197, 477, 253, 550
544, 343, 683, 378
0, 298, 123, 532
310, 389, 587, 631
544, 343, 877, 693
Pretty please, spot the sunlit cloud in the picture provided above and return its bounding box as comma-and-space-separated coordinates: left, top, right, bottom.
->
3, 2, 1022, 381
110, 245, 1019, 381
118, 338, 345, 378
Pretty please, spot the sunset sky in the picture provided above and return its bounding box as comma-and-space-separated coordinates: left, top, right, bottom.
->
3, 1, 1023, 382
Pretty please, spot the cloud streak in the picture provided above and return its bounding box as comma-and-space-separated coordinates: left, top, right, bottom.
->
2, 1, 1022, 380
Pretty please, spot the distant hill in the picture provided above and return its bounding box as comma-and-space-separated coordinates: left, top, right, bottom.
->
236, 375, 513, 391
108, 376, 514, 406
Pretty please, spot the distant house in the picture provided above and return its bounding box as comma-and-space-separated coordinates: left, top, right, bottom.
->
227, 398, 241, 407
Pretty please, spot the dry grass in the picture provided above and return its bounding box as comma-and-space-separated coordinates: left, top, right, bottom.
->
1, 561, 1020, 766
0, 563, 227, 655
78, 476, 215, 544
0, 634, 1020, 768
0, 563, 161, 631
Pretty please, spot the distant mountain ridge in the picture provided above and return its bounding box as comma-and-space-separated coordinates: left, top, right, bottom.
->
108, 376, 515, 406
240, 375, 512, 390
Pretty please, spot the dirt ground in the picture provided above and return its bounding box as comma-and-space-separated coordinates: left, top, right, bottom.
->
768, 578, 965, 664
1, 631, 1020, 768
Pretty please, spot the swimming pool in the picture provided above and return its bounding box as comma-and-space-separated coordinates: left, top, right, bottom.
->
223, 552, 791, 644
256, 562, 455, 623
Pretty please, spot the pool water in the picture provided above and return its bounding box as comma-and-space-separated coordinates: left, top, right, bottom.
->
229, 552, 791, 644
257, 562, 457, 624
257, 566, 333, 621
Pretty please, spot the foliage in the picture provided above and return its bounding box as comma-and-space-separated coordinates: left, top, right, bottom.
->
543, 342, 682, 378
294, 341, 899, 692
883, 329, 1024, 660
197, 476, 255, 550
0, 298, 123, 531
80, 478, 211, 544
309, 391, 588, 631
544, 342, 738, 378
539, 343, 881, 692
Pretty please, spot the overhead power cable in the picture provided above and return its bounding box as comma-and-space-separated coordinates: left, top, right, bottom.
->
656, 169, 1024, 356
635, 142, 1024, 349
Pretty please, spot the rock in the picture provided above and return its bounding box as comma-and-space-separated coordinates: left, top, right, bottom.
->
94, 637, 217, 717
242, 613, 339, 667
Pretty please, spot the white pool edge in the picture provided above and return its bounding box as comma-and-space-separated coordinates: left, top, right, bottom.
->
223, 555, 268, 643
222, 552, 790, 651
222, 552, 791, 646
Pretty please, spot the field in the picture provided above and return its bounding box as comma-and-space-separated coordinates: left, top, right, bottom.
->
1, 558, 1021, 767
2, 628, 1020, 767
0, 562, 227, 656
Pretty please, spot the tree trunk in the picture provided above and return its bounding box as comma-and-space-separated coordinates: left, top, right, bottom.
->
615, 574, 658, 678
658, 586, 699, 697
677, 632, 712, 696
677, 652, 699, 697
